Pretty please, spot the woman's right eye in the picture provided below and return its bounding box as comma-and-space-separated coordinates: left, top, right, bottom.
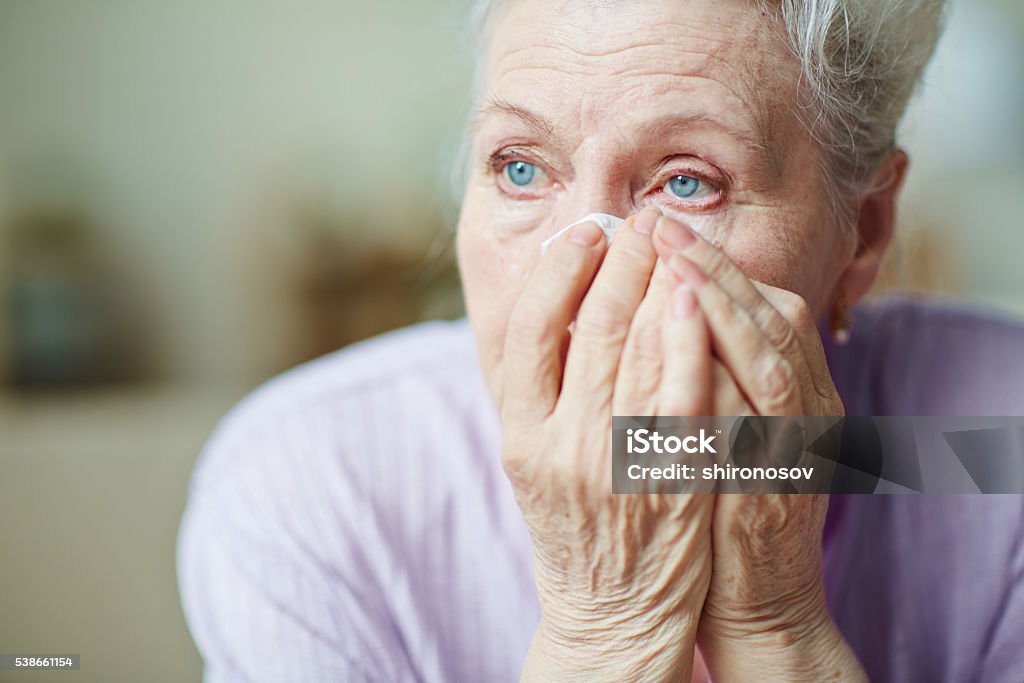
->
505, 160, 538, 187
491, 155, 554, 197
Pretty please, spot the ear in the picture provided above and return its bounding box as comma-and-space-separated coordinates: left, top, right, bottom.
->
834, 149, 910, 308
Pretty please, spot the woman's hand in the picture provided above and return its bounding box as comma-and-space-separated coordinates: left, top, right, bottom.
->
652, 214, 867, 682
501, 208, 715, 682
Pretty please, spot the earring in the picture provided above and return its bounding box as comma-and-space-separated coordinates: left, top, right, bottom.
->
830, 296, 852, 346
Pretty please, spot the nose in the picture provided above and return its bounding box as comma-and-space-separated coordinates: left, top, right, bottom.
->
549, 168, 635, 231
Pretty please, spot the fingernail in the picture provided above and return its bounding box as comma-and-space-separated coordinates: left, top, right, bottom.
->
656, 215, 696, 249
569, 221, 603, 247
672, 285, 697, 320
668, 253, 708, 285
632, 206, 662, 235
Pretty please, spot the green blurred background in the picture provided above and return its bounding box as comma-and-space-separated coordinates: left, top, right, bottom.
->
0, 0, 1022, 681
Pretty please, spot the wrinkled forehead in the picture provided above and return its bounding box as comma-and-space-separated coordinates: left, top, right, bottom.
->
476, 0, 801, 153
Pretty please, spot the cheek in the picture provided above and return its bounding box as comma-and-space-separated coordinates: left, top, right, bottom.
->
456, 202, 539, 368
719, 211, 840, 316
457, 217, 534, 314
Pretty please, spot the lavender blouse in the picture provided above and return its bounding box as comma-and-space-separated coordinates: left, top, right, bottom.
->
178, 296, 1024, 682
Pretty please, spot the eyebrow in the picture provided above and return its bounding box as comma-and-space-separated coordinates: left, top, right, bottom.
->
472, 97, 555, 137
639, 112, 781, 178
473, 97, 780, 178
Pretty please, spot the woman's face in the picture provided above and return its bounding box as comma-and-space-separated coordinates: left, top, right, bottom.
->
457, 0, 855, 398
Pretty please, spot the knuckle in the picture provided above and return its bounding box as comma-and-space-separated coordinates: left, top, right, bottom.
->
700, 246, 733, 282
757, 308, 797, 353
500, 436, 534, 480
774, 323, 802, 359
774, 290, 815, 329
756, 355, 798, 412
576, 297, 628, 340
623, 320, 662, 368
500, 449, 528, 480
609, 238, 651, 266
738, 499, 789, 539
787, 296, 816, 331
507, 300, 561, 349
756, 294, 813, 358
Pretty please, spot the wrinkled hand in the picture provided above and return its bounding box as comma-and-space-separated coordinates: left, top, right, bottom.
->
501, 206, 865, 682
501, 208, 715, 682
651, 215, 865, 682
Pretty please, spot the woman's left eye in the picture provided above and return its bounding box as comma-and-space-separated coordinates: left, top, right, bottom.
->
664, 174, 713, 201
504, 161, 543, 187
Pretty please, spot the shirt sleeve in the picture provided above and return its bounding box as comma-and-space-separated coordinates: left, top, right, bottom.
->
976, 501, 1024, 682
176, 405, 416, 683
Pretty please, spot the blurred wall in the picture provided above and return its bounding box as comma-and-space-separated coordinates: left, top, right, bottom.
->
0, 0, 471, 385
895, 0, 1024, 314
1, 0, 1022, 389
0, 386, 239, 683
0, 2, 472, 682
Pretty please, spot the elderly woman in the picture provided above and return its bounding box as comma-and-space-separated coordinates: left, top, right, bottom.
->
178, 0, 1024, 681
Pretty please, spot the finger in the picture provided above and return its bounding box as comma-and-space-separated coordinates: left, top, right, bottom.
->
653, 215, 809, 371
753, 282, 840, 403
712, 360, 754, 416
501, 220, 606, 425
658, 283, 712, 416
653, 214, 821, 408
559, 207, 662, 414
668, 254, 803, 416
615, 259, 673, 415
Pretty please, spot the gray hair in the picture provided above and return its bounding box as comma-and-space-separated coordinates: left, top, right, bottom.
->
455, 0, 947, 229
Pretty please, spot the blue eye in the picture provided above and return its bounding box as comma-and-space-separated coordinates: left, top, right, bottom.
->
505, 161, 537, 187
666, 175, 704, 199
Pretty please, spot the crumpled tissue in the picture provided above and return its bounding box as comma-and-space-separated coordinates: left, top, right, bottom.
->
539, 213, 625, 254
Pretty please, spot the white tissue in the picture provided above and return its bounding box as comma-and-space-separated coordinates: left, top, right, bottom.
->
539, 213, 625, 254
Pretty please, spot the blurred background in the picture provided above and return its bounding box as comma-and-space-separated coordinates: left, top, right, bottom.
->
1, 0, 1022, 681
